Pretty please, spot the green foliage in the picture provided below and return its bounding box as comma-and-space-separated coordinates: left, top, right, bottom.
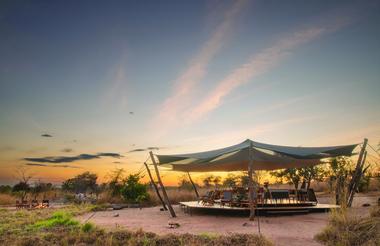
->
120, 174, 149, 203
106, 168, 125, 197
0, 185, 12, 194
31, 211, 79, 230
81, 222, 95, 232
271, 166, 326, 190
62, 171, 98, 194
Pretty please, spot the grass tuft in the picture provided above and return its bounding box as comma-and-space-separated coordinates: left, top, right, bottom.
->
81, 222, 95, 233
31, 211, 79, 230
315, 207, 380, 246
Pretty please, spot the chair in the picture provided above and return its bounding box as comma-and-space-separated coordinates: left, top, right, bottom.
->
221, 190, 233, 207
199, 191, 214, 206
21, 200, 29, 209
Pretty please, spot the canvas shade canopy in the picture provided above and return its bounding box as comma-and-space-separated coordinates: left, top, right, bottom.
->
156, 139, 358, 172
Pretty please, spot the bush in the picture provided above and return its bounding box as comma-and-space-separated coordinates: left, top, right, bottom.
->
315, 208, 380, 245
120, 174, 149, 203
81, 222, 95, 233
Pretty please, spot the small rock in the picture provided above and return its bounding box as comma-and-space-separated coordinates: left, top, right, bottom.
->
168, 221, 180, 229
242, 222, 253, 227
113, 213, 119, 217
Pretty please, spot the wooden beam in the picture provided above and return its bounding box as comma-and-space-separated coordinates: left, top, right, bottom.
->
144, 162, 167, 211
347, 138, 368, 207
149, 151, 176, 217
187, 172, 199, 198
248, 141, 256, 221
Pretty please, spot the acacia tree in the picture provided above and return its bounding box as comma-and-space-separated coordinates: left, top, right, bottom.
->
12, 167, 34, 200
271, 166, 326, 190
62, 171, 98, 194
177, 174, 193, 190
223, 174, 238, 188
106, 168, 125, 197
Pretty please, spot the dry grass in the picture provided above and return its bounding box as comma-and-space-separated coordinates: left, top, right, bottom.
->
315, 206, 380, 246
147, 188, 203, 206
0, 205, 272, 246
0, 193, 16, 205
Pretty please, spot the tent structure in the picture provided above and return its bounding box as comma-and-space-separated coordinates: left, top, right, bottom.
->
156, 139, 358, 172
146, 139, 365, 220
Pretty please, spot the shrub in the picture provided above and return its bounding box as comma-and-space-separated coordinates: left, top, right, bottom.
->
81, 222, 95, 233
315, 208, 380, 245
120, 174, 149, 203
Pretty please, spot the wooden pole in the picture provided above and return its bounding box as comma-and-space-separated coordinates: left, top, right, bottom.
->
187, 172, 199, 198
149, 151, 176, 217
144, 162, 167, 211
347, 138, 368, 207
248, 141, 256, 221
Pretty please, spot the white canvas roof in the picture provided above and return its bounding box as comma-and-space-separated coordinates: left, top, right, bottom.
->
156, 139, 358, 172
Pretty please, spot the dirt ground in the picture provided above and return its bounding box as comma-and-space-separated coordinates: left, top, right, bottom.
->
77, 193, 379, 246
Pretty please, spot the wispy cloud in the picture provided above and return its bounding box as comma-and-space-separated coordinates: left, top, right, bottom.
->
187, 18, 351, 122
24, 152, 123, 164
61, 148, 73, 153
153, 0, 248, 135
129, 146, 162, 153
25, 163, 81, 169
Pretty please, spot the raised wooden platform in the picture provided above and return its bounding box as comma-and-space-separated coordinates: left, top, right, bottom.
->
179, 201, 339, 215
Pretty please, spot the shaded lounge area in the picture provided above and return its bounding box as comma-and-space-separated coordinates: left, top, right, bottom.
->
146, 139, 363, 219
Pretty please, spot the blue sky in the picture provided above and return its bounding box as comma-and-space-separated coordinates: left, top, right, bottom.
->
0, 0, 379, 184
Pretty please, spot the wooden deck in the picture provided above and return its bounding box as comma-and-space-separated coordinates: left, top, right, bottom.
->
179, 201, 339, 215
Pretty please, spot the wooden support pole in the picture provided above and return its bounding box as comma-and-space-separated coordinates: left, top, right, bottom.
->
149, 151, 176, 218
248, 141, 256, 221
347, 138, 368, 207
187, 172, 199, 198
144, 162, 167, 211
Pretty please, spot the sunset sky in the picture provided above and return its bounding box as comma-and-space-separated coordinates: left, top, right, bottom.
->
1, 0, 379, 186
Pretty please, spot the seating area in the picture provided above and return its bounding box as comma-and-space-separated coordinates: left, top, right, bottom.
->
16, 199, 49, 209
198, 187, 317, 208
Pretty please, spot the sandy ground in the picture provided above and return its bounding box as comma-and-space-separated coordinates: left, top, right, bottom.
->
77, 193, 379, 246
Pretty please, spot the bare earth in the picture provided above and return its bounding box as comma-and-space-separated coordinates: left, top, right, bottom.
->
77, 194, 379, 246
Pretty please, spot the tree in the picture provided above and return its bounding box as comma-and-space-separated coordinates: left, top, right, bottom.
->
106, 168, 125, 197
202, 175, 214, 188
0, 185, 12, 194
238, 172, 250, 188
30, 182, 53, 199
12, 182, 30, 200
62, 172, 98, 194
223, 174, 238, 188
327, 157, 352, 205
177, 175, 193, 190
213, 176, 222, 188
120, 174, 149, 203
12, 166, 34, 200
271, 168, 302, 190
298, 166, 326, 190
